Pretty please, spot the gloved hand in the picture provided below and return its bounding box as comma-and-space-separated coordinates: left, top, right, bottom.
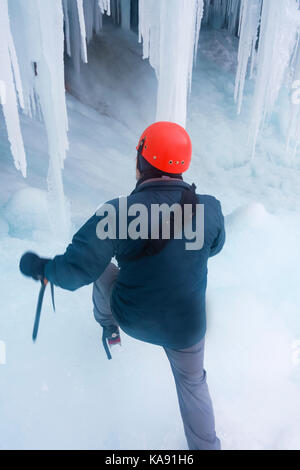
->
19, 252, 50, 282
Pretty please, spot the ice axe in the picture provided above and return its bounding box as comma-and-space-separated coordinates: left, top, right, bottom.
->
19, 252, 55, 342
32, 278, 55, 342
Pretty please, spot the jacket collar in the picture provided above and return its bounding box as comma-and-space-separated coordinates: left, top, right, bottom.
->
131, 178, 192, 195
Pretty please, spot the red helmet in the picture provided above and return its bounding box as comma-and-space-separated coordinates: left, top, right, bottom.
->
136, 122, 192, 174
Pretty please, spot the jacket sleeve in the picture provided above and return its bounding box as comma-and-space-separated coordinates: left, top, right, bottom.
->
209, 200, 226, 258
45, 214, 115, 291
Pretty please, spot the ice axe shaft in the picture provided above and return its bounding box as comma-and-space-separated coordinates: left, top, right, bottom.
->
102, 330, 112, 360
32, 279, 55, 342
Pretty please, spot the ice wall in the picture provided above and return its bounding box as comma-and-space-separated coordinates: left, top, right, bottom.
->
6, 0, 70, 239
59, 0, 300, 158
203, 0, 300, 158
234, 0, 262, 115
1, 0, 203, 220
0, 0, 26, 177
2, 0, 300, 238
235, 0, 300, 158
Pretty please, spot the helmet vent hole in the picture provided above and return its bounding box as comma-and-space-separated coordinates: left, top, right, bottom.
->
182, 161, 185, 164
153, 156, 157, 160
169, 160, 173, 164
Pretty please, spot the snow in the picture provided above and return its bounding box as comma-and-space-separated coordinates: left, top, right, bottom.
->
3, 188, 50, 240
0, 217, 9, 238
1, 2, 300, 451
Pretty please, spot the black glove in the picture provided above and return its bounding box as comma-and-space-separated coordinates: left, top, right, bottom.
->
19, 252, 50, 282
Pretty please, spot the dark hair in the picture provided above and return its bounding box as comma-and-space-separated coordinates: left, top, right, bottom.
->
136, 153, 183, 186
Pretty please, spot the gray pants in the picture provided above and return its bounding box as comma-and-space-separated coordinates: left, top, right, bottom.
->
93, 263, 221, 451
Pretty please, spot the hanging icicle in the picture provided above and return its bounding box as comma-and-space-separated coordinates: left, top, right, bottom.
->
7, 0, 70, 239
76, 0, 88, 63
234, 0, 262, 115
121, 0, 131, 30
243, 0, 300, 158
83, 0, 103, 43
63, 0, 89, 72
99, 0, 111, 16
227, 0, 241, 34
139, 0, 204, 127
287, 33, 300, 159
0, 0, 26, 177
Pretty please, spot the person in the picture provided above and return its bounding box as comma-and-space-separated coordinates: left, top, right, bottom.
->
20, 121, 225, 451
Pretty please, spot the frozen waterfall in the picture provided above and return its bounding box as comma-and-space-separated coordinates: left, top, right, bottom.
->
1, 0, 300, 235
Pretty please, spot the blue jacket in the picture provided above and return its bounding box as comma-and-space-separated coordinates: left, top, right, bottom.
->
45, 180, 225, 349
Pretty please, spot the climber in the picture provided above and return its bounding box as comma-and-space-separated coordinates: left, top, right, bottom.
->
20, 121, 225, 451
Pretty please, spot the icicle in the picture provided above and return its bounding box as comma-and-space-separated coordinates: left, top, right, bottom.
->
139, 0, 204, 127
8, 0, 70, 239
248, 0, 300, 158
227, 0, 241, 34
64, 0, 84, 72
110, 0, 120, 25
287, 34, 300, 159
64, 0, 105, 70
194, 0, 205, 64
0, 0, 27, 177
138, 0, 158, 67
76, 0, 88, 63
83, 0, 103, 43
131, 0, 139, 31
99, 0, 111, 16
121, 0, 131, 30
203, 0, 211, 24
35, 0, 70, 238
202, 0, 241, 33
63, 0, 72, 57
209, 0, 228, 29
234, 0, 262, 115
